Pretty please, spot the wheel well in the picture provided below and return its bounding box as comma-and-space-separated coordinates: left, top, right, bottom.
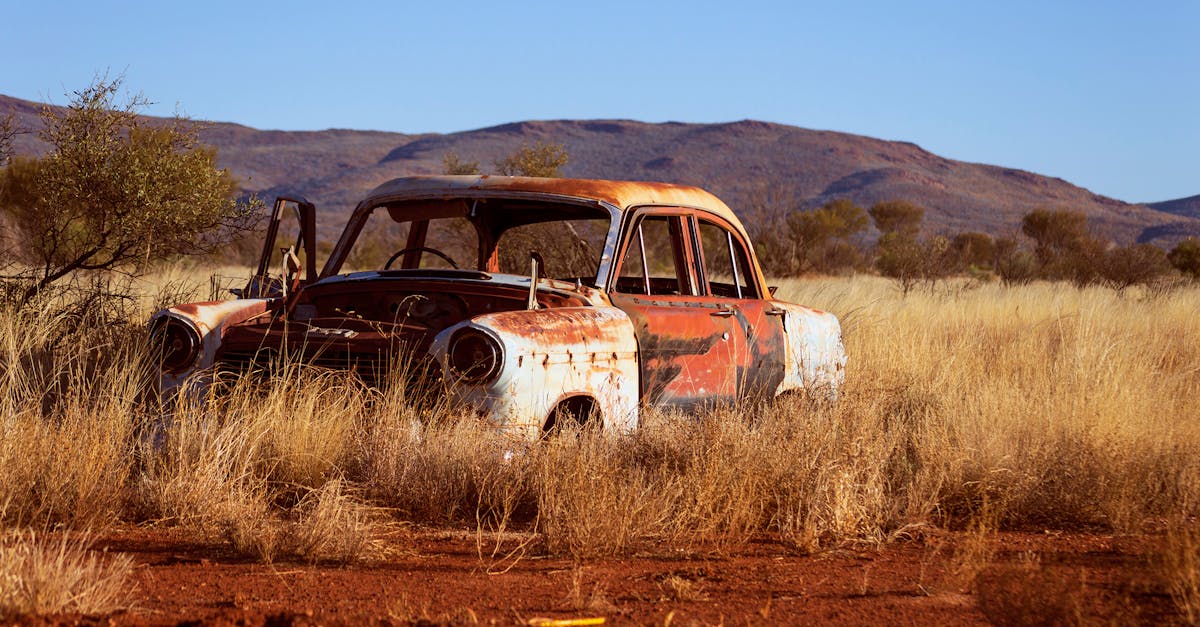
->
543, 395, 600, 433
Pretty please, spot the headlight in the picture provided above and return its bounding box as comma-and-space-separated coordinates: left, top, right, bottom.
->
448, 329, 502, 384
151, 319, 201, 373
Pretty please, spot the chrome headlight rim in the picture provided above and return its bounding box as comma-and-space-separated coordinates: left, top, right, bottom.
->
447, 328, 503, 385
150, 318, 201, 374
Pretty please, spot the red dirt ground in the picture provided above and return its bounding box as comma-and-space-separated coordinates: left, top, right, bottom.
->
13, 526, 1181, 625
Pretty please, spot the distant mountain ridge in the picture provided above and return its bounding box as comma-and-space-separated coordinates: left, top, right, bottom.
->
3, 93, 1197, 245
1147, 195, 1200, 220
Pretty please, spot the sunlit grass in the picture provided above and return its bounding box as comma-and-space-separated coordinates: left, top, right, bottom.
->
1, 267, 1199, 616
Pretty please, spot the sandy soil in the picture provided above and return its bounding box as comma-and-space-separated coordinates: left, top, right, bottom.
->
13, 526, 1179, 626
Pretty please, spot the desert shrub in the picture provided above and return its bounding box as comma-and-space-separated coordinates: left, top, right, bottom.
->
950, 232, 997, 270
134, 371, 391, 564
494, 141, 569, 177
1, 269, 1198, 565
784, 199, 870, 274
442, 150, 480, 175
1100, 243, 1174, 290
994, 240, 1039, 285
0, 298, 145, 530
1021, 208, 1089, 258
869, 200, 924, 237
1169, 238, 1200, 280
875, 233, 954, 294
354, 402, 532, 525
534, 431, 671, 559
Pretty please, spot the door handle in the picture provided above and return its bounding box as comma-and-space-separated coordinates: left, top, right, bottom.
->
710, 309, 735, 317
766, 307, 787, 316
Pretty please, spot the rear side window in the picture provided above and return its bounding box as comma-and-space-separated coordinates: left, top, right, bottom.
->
697, 220, 758, 299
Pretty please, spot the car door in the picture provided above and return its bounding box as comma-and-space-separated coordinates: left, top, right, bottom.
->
694, 216, 788, 401
241, 196, 317, 299
608, 211, 741, 409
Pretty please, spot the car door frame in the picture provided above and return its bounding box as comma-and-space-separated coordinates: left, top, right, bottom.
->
242, 196, 318, 299
691, 211, 788, 401
606, 206, 743, 409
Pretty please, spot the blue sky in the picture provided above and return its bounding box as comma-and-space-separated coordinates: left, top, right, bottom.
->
2, 0, 1195, 202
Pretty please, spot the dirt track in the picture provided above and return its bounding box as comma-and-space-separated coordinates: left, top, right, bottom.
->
12, 526, 1179, 626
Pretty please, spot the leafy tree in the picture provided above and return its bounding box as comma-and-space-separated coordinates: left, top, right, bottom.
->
1018, 208, 1112, 283
494, 141, 569, 177
785, 198, 868, 273
442, 151, 480, 175
866, 202, 953, 293
868, 200, 924, 237
950, 231, 996, 270
875, 233, 953, 295
0, 78, 259, 304
1020, 209, 1087, 260
1168, 238, 1200, 279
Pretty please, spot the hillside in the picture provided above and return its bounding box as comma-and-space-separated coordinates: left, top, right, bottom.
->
1148, 194, 1200, 220
4, 94, 1197, 245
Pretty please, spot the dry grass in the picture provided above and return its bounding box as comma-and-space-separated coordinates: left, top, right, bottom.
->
780, 277, 1200, 530
2, 267, 1199, 614
1161, 517, 1200, 624
0, 531, 133, 618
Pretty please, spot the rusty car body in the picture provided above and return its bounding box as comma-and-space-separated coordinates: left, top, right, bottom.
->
150, 176, 846, 438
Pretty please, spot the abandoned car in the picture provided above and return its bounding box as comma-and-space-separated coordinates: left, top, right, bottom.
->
150, 176, 846, 437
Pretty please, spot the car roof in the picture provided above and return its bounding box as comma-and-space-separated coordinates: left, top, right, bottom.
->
358, 175, 741, 226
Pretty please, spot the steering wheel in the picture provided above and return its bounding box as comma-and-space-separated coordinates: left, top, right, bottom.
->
383, 246, 460, 270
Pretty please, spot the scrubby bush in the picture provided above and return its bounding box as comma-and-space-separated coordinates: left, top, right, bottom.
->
868, 200, 924, 237
1169, 238, 1200, 280
494, 141, 569, 177
1100, 243, 1174, 290
950, 231, 997, 271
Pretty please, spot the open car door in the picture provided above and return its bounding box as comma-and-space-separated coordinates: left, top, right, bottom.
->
239, 196, 318, 299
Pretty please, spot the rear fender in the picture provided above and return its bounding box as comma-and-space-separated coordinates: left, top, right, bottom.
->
773, 303, 847, 400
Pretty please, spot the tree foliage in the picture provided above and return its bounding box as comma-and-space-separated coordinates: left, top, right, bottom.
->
1168, 238, 1200, 280
1018, 208, 1108, 283
949, 231, 996, 270
783, 198, 868, 273
866, 200, 952, 294
875, 234, 953, 295
0, 78, 259, 304
993, 236, 1038, 284
1020, 208, 1088, 262
868, 200, 924, 237
494, 141, 569, 177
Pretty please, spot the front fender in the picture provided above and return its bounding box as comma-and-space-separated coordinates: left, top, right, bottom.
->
432, 306, 640, 439
148, 298, 274, 394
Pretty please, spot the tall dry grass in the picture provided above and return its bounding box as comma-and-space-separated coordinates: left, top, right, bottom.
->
0, 531, 133, 618
779, 277, 1200, 530
2, 266, 1199, 612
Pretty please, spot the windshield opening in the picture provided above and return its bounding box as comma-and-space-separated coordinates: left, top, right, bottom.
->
333, 198, 613, 284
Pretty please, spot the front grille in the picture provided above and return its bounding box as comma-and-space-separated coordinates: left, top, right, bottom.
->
216, 348, 441, 390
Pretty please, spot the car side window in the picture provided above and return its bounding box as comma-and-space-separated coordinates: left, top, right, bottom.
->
615, 215, 694, 296
697, 220, 758, 299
